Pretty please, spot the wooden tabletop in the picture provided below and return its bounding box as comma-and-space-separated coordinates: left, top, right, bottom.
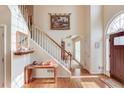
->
24, 61, 58, 84
25, 63, 58, 69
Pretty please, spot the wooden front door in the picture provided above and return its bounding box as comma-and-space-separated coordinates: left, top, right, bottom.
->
110, 32, 124, 83
0, 26, 4, 87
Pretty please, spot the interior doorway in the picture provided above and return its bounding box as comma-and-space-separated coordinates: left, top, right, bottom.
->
0, 25, 6, 87
74, 40, 81, 63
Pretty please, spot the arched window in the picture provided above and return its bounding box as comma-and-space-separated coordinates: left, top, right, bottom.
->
107, 13, 124, 34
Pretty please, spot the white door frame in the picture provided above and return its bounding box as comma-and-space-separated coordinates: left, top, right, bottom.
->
0, 24, 6, 87
104, 34, 110, 77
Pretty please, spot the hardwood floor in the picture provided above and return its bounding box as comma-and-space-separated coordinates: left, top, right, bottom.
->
24, 68, 112, 88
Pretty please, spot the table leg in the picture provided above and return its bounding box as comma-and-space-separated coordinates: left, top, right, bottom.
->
54, 68, 57, 83
24, 67, 27, 84
28, 69, 33, 83
24, 68, 33, 84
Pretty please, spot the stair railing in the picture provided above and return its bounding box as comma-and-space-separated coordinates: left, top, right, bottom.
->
31, 25, 72, 70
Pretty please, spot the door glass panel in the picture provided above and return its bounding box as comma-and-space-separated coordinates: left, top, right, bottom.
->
114, 36, 124, 45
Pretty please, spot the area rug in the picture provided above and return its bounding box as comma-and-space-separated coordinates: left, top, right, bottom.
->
100, 78, 123, 88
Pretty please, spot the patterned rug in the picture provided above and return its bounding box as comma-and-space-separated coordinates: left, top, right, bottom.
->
100, 78, 123, 88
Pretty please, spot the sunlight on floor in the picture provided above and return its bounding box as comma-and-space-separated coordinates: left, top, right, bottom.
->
71, 75, 100, 78
81, 81, 100, 88
12, 73, 24, 88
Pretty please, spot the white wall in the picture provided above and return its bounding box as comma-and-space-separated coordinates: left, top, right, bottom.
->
83, 6, 104, 74
90, 6, 103, 74
83, 6, 91, 71
0, 6, 11, 87
8, 6, 31, 88
103, 5, 124, 30
33, 6, 85, 63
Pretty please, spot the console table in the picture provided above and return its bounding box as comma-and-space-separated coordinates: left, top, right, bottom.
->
24, 63, 58, 84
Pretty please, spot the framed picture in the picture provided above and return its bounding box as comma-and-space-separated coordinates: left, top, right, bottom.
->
50, 14, 70, 30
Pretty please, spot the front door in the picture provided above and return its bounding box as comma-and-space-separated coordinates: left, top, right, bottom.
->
0, 26, 4, 87
110, 32, 124, 83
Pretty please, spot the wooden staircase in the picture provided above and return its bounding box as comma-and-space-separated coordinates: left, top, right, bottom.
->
18, 5, 72, 72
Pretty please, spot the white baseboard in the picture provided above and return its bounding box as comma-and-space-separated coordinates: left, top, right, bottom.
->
32, 75, 70, 78
89, 71, 104, 74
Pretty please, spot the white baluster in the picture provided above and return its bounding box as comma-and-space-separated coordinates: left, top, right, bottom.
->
35, 28, 37, 42
34, 27, 35, 41
36, 28, 38, 43
49, 40, 51, 55
35, 27, 36, 41
46, 36, 47, 51
37, 29, 39, 43
41, 32, 43, 48
43, 33, 45, 49
55, 45, 57, 58
52, 44, 54, 56
44, 35, 46, 50
47, 38, 50, 53
42, 32, 44, 48
57, 47, 59, 61
40, 31, 42, 47
32, 26, 33, 40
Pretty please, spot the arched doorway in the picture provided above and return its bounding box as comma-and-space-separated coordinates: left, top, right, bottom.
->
105, 12, 124, 77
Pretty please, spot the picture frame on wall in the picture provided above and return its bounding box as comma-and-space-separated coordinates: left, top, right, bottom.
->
50, 13, 71, 30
